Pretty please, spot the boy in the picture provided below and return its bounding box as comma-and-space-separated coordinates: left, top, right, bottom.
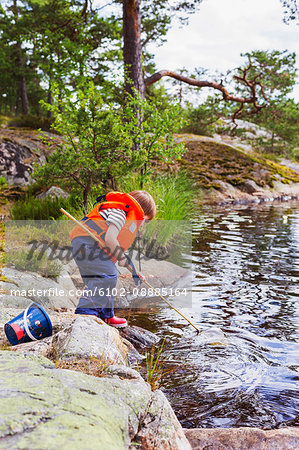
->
69, 190, 156, 328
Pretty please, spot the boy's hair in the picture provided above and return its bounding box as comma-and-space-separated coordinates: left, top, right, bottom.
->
129, 190, 156, 220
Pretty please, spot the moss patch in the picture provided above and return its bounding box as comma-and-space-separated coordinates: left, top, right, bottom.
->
176, 137, 299, 190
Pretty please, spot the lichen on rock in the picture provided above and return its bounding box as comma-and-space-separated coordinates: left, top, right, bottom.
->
0, 350, 191, 449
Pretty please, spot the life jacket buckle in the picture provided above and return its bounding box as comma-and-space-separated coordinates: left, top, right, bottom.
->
93, 194, 107, 207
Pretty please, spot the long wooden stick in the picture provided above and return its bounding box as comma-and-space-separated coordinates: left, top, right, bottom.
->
141, 279, 200, 333
60, 207, 201, 333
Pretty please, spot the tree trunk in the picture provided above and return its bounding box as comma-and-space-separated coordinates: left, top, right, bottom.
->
123, 0, 145, 98
20, 74, 29, 115
83, 177, 92, 213
13, 1, 29, 115
83, 187, 89, 214
16, 83, 21, 116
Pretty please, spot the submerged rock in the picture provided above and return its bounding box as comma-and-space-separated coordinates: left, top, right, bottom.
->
0, 351, 191, 449
184, 427, 299, 450
120, 325, 160, 350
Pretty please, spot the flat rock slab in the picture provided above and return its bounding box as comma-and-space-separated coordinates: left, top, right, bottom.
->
0, 351, 190, 449
184, 427, 299, 450
1, 267, 77, 309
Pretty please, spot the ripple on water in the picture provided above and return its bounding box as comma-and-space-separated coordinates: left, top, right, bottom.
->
132, 202, 299, 428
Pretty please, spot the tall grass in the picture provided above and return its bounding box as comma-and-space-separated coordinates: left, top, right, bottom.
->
0, 176, 7, 189
119, 170, 197, 220
120, 171, 197, 252
11, 195, 81, 220
6, 248, 62, 278
145, 338, 177, 391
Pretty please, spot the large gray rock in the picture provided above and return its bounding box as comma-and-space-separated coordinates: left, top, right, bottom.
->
184, 427, 299, 450
0, 351, 191, 449
0, 267, 77, 310
0, 129, 59, 185
51, 316, 129, 365
0, 140, 33, 185
9, 317, 144, 366
219, 118, 273, 140
36, 186, 69, 200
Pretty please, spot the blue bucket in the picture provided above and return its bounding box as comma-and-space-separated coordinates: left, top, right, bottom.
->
4, 303, 53, 346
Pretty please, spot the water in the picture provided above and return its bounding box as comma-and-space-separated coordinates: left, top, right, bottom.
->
130, 201, 299, 429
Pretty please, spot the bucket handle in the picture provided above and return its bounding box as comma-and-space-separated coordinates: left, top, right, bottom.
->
23, 303, 38, 341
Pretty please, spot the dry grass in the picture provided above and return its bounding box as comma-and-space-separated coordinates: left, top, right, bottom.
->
47, 342, 114, 378
0, 335, 11, 351
54, 356, 113, 377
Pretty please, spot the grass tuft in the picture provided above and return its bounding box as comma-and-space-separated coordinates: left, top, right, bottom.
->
6, 248, 62, 278
145, 338, 175, 391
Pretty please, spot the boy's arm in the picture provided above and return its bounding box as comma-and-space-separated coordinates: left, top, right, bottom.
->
104, 224, 129, 267
105, 224, 145, 280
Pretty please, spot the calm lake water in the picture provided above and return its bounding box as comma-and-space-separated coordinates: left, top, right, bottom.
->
130, 200, 299, 429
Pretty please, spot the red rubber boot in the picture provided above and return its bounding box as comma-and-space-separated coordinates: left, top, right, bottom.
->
104, 316, 128, 328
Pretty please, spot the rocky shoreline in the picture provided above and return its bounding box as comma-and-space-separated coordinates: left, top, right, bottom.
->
1, 127, 299, 448
1, 312, 298, 449
203, 179, 299, 207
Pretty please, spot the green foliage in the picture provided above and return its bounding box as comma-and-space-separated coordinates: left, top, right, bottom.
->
33, 80, 185, 209
252, 98, 299, 155
183, 49, 298, 133
280, 0, 299, 24
34, 81, 134, 209
6, 247, 62, 278
123, 90, 186, 179
0, 177, 7, 188
145, 338, 167, 391
0, 1, 121, 115
231, 50, 297, 118
11, 195, 76, 220
182, 96, 223, 136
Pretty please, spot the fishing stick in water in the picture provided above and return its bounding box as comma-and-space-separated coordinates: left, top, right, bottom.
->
60, 208, 201, 334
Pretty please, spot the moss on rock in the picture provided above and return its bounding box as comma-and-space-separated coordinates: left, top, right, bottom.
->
176, 136, 299, 191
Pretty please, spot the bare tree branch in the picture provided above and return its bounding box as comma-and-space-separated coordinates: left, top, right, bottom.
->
145, 70, 267, 110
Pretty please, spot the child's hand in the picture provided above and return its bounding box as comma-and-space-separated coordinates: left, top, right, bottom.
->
118, 257, 130, 268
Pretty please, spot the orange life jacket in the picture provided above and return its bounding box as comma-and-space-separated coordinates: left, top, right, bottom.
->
69, 192, 144, 262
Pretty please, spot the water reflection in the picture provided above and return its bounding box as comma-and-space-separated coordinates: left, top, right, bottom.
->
130, 201, 299, 428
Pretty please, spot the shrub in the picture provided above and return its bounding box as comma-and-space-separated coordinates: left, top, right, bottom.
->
11, 195, 79, 220
0, 176, 7, 189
